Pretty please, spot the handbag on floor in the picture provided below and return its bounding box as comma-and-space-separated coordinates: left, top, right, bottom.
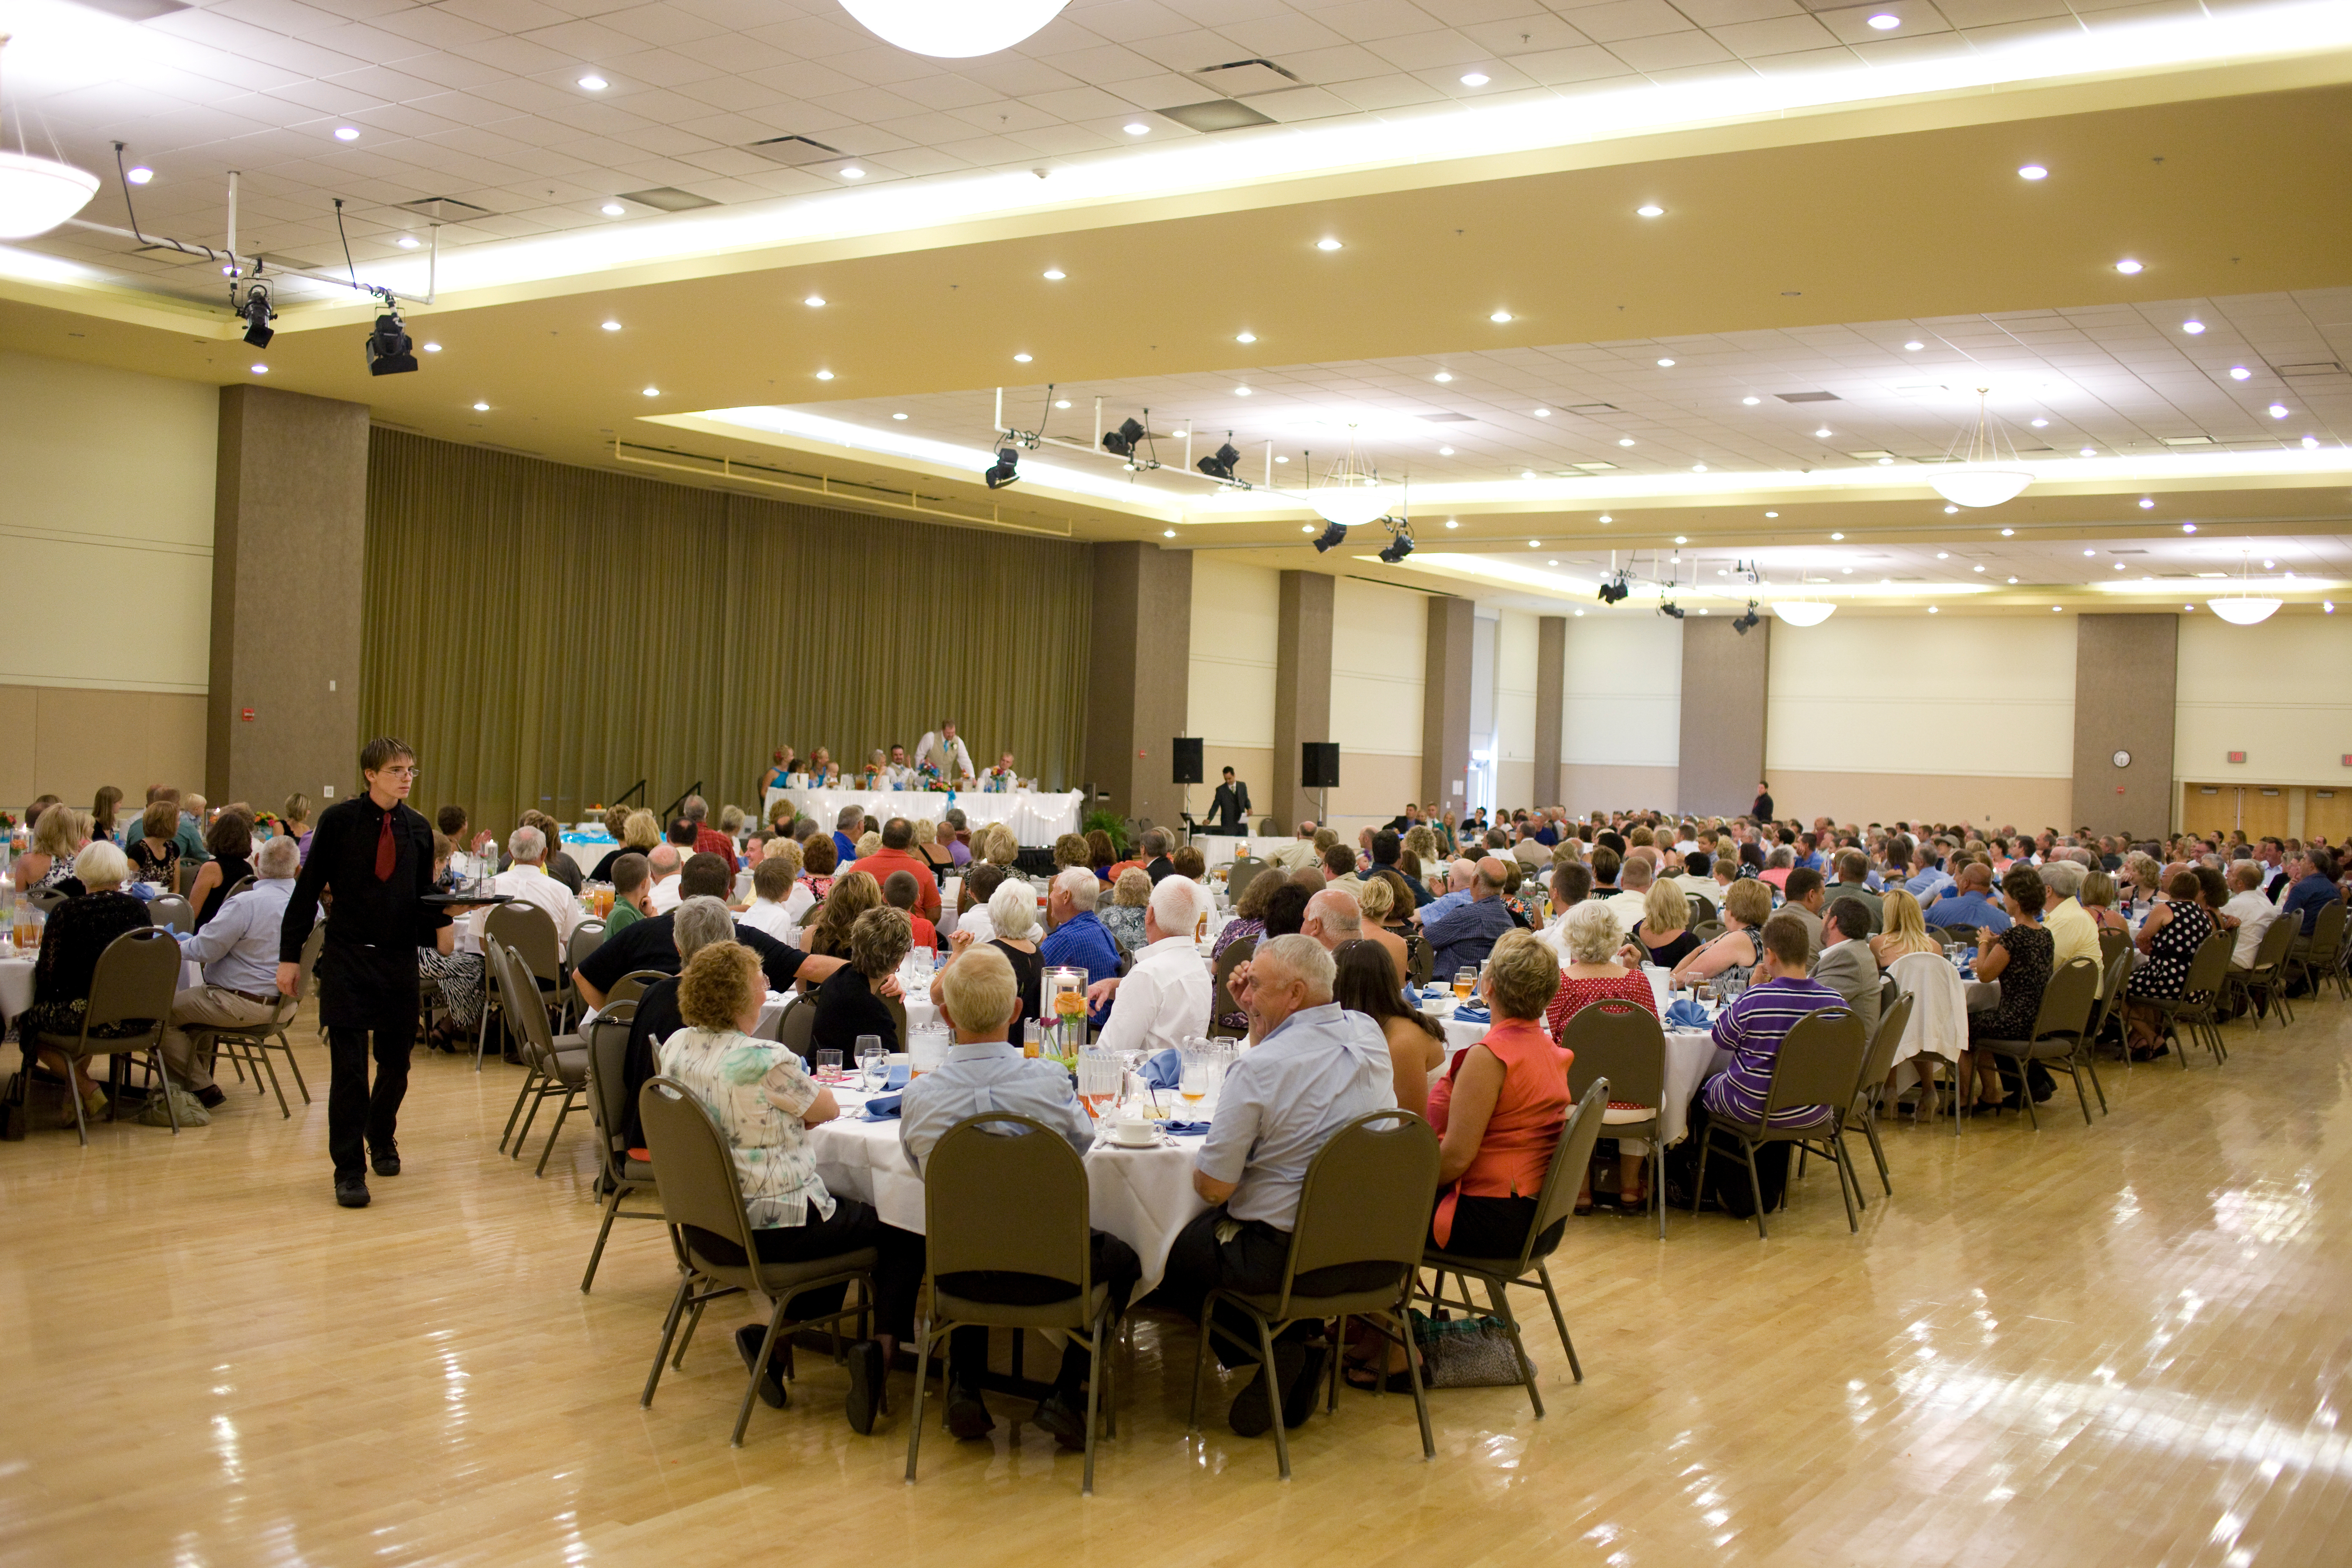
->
1409, 1308, 1524, 1387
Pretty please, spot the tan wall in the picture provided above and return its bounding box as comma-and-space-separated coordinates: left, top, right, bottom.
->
0, 686, 209, 815
1559, 763, 1683, 819
1186, 554, 1279, 751
1767, 768, 2074, 832
1329, 576, 1424, 819
1494, 608, 1540, 795
2175, 611, 2351, 786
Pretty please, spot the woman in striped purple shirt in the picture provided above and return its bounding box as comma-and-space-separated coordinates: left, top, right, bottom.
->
1700, 912, 1849, 1129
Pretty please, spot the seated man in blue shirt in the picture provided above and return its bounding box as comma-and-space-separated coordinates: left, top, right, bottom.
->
160, 833, 309, 1108
1039, 868, 1123, 1029
2281, 849, 2343, 938
1924, 861, 2012, 934
1161, 935, 1397, 1438
1418, 856, 1519, 976
831, 803, 863, 864
898, 944, 1141, 1452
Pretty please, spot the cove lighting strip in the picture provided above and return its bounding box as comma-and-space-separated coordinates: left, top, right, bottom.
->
1396, 553, 1999, 602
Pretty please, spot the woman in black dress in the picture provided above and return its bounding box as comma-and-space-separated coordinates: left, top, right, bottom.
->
21, 842, 154, 1121
187, 810, 255, 929
2124, 868, 2218, 1059
1963, 864, 2053, 1112
810, 906, 911, 1060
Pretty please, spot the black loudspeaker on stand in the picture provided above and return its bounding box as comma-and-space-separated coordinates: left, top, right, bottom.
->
1302, 742, 1341, 789
1172, 737, 1204, 785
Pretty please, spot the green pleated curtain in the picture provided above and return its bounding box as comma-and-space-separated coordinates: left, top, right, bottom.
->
362, 428, 1092, 831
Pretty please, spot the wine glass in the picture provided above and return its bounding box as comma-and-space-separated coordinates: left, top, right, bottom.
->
1452, 966, 1476, 1001
1077, 1050, 1122, 1121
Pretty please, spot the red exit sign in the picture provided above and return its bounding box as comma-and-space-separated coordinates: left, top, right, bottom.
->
2228, 750, 2246, 763
241, 708, 255, 722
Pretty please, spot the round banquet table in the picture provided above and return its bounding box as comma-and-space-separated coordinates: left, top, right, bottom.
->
3, 952, 206, 1033
762, 787, 1083, 846
1414, 991, 1728, 1146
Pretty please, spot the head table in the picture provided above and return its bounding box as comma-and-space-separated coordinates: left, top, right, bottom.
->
761, 787, 1083, 848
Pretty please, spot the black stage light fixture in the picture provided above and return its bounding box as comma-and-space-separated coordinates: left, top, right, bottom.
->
1103, 417, 1146, 458
1377, 529, 1415, 564
1596, 574, 1630, 605
1312, 520, 1347, 552
1659, 600, 1684, 619
983, 446, 1021, 488
1733, 601, 1761, 634
365, 309, 418, 375
239, 283, 275, 348
1197, 440, 1241, 481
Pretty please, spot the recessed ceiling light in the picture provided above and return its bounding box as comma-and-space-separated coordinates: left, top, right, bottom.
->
1460, 72, 1489, 86
1830, 531, 1844, 540
1877, 457, 1893, 465
1575, 609, 1584, 616
2263, 557, 2276, 568
2083, 548, 2095, 556
816, 369, 834, 379
1235, 330, 1256, 343
1617, 438, 1635, 447
1438, 446, 1454, 455
1013, 352, 1032, 363
1842, 567, 1854, 575
1445, 518, 1458, 529
803, 295, 826, 308
2030, 418, 2048, 427
472, 400, 488, 411
2182, 523, 2197, 533
1164, 529, 1176, 537
1316, 237, 1342, 251
1124, 123, 1148, 135
1600, 513, 1615, 524
1533, 407, 1550, 417
2304, 435, 2321, 448
1527, 538, 1540, 547
1974, 564, 1986, 571
1274, 454, 1287, 463
2008, 576, 2018, 583
1944, 504, 1959, 514
1042, 268, 1065, 280
2114, 561, 2125, 569
642, 386, 658, 397
2052, 605, 2061, 612
333, 126, 359, 141
1936, 551, 1949, 559
1904, 340, 1924, 351
1674, 535, 1687, 544
892, 412, 908, 420
1742, 396, 1760, 405
1302, 524, 1315, 534
601, 320, 620, 331
1235, 386, 1251, 396
2079, 446, 2096, 456
2228, 366, 2250, 380
1692, 463, 1708, 472
1762, 511, 1776, 518
1433, 371, 1452, 382
250, 363, 267, 374
2181, 319, 2204, 334
1549, 559, 1558, 565
1656, 358, 1675, 367
1054, 398, 1070, 408
1928, 606, 1939, 614
1636, 204, 1664, 217
2001, 527, 2014, 536
840, 167, 864, 180
396, 235, 420, 248
601, 202, 625, 216
2269, 403, 2290, 418
1814, 426, 1831, 438
1490, 309, 1511, 323
125, 165, 152, 184
1522, 471, 1537, 480
578, 74, 607, 90
2115, 259, 2143, 274
421, 342, 440, 353
2017, 164, 2047, 180
1867, 12, 1900, 27
2139, 497, 2155, 508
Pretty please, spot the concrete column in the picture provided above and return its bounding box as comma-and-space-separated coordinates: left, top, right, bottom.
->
2071, 614, 2177, 841
1421, 594, 1475, 810
208, 385, 369, 808
1534, 614, 1566, 808
1271, 570, 1333, 833
1081, 542, 1194, 830
1677, 615, 1771, 818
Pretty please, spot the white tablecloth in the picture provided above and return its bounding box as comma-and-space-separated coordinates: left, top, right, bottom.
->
3, 954, 206, 1024
1194, 835, 1287, 869
808, 1089, 1206, 1293
559, 836, 614, 877
763, 788, 1083, 846
1419, 994, 1726, 1146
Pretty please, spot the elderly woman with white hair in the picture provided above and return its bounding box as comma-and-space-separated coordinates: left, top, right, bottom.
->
943, 877, 1044, 1034
19, 841, 155, 1120
1542, 899, 1662, 1214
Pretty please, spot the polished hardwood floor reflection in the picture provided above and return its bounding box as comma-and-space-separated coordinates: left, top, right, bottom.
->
5, 993, 2351, 1567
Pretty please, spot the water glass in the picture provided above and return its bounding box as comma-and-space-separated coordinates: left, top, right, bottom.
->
1178, 1047, 1222, 1110
857, 1040, 887, 1091
816, 1048, 842, 1079
1077, 1050, 1123, 1121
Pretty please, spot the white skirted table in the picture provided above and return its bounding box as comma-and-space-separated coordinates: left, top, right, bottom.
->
1416, 991, 1728, 1146
762, 787, 1083, 846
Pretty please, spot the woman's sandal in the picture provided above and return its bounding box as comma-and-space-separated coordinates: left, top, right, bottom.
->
1343, 1363, 1417, 1394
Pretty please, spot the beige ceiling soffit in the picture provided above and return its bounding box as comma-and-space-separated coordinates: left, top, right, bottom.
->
0, 271, 228, 336
609, 438, 1073, 539
127, 48, 2352, 320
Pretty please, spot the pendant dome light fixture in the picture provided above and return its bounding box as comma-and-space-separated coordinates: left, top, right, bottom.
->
1302, 428, 1398, 529
2208, 550, 2282, 625
1929, 387, 2033, 509
0, 39, 100, 240
837, 0, 1072, 59
1769, 581, 1836, 627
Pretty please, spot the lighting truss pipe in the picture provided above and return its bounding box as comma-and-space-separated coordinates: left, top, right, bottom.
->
65, 216, 440, 309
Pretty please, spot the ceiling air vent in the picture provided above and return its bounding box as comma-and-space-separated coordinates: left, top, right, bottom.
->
617, 187, 719, 212
1186, 59, 1303, 96
1777, 391, 1841, 402
744, 136, 845, 166
397, 196, 496, 222
2159, 435, 2214, 446
1562, 402, 1619, 415
1157, 100, 1277, 132
1419, 412, 1476, 423
67, 0, 188, 19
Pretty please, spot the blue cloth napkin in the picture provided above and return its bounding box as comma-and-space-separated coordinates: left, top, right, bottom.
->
1452, 1003, 1491, 1025
1140, 1048, 1182, 1090
864, 1093, 903, 1120
1159, 1119, 1212, 1137
1418, 984, 1449, 1000
884, 1063, 911, 1090
1663, 997, 1711, 1029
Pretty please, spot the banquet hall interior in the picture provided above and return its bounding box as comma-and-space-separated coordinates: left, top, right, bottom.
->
3, 0, 2351, 1560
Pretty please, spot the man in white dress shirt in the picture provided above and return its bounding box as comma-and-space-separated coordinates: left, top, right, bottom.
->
464, 825, 587, 948
2221, 857, 2282, 973
1087, 876, 1213, 1059
643, 843, 686, 915
914, 721, 976, 781
1604, 855, 1655, 929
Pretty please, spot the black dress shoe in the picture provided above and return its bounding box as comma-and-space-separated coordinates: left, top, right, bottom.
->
371, 1145, 401, 1176
196, 1085, 227, 1110
1032, 1393, 1088, 1451
945, 1386, 995, 1440
335, 1177, 371, 1208
1282, 1344, 1329, 1429
735, 1325, 789, 1409
1229, 1343, 1303, 1438
845, 1339, 886, 1435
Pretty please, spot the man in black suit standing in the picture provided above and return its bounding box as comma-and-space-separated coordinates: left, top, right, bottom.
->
1207, 766, 1252, 833
279, 736, 456, 1210
1752, 780, 1775, 822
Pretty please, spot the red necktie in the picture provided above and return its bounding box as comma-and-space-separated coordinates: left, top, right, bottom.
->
375, 812, 397, 880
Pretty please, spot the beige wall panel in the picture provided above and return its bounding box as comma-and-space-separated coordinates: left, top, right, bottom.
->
1769, 614, 2076, 789
1495, 609, 1539, 769
1194, 745, 1274, 825
0, 685, 38, 809
1496, 760, 1534, 811
1563, 615, 1680, 769
0, 688, 209, 810
1769, 767, 2073, 831
1330, 576, 1426, 763
0, 352, 215, 696
1186, 555, 1279, 750
1560, 763, 1683, 818
2176, 614, 2352, 787
1325, 750, 1422, 824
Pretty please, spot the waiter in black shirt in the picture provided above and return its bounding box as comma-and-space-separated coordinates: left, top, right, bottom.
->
279, 737, 456, 1209
1207, 767, 1252, 834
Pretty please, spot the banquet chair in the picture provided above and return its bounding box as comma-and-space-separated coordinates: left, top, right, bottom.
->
1832, 990, 1915, 1195
907, 1112, 1119, 1494
1977, 958, 2103, 1127
1562, 1002, 1667, 1237
1691, 1008, 1869, 1239
36, 927, 183, 1145
1888, 952, 1968, 1136
490, 943, 588, 1173
1209, 937, 1255, 1040
2148, 934, 2233, 1070
1419, 1078, 1609, 1418
776, 996, 817, 1062
1226, 857, 1266, 906
1690, 920, 1725, 945
2289, 901, 2348, 1003
562, 920, 606, 1026
1406, 934, 1433, 990
1688, 894, 1717, 926
603, 968, 668, 1008
2086, 946, 2136, 1063
145, 895, 194, 935
2226, 915, 2298, 1030
220, 875, 254, 902
1187, 1109, 1440, 1480
2098, 927, 2132, 973
637, 1076, 877, 1447
580, 1004, 664, 1294
476, 901, 560, 1069
194, 924, 319, 1118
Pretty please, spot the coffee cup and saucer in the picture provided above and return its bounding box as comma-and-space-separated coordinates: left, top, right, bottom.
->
1101, 1115, 1162, 1149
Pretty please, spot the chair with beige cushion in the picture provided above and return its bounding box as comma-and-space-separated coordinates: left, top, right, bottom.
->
1692, 1008, 1871, 1239
578, 1003, 662, 1294
636, 1075, 877, 1447
1976, 957, 2103, 1127
36, 927, 183, 1145
475, 900, 560, 1070
490, 942, 588, 1173
1561, 1001, 1667, 1238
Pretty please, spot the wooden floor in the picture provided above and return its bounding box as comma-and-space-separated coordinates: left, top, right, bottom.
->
6, 992, 2352, 1568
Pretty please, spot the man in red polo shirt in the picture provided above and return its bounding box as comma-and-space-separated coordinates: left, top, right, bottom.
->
680, 795, 737, 870
848, 817, 941, 923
